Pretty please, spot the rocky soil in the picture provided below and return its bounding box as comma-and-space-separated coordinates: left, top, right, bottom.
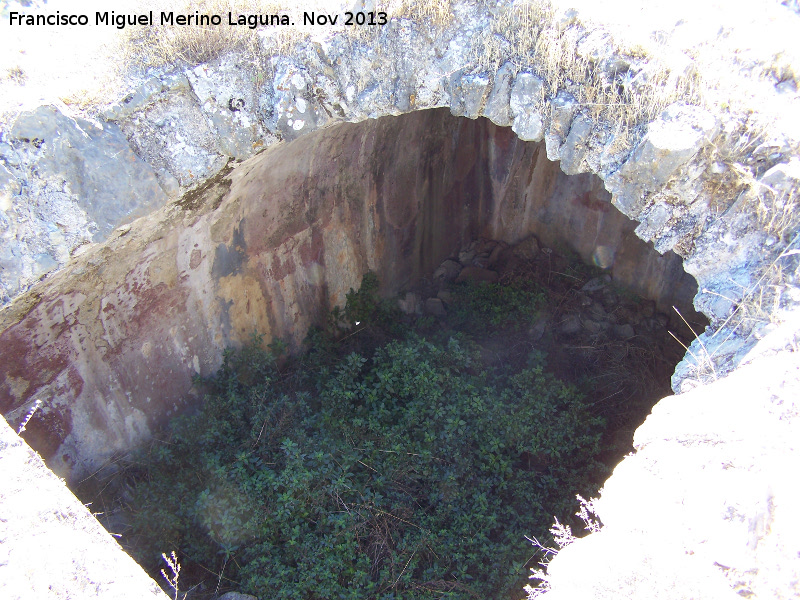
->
403, 235, 697, 462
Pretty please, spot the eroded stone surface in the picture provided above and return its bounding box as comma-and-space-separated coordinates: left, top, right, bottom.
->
510, 72, 545, 142
606, 103, 720, 217
119, 89, 223, 188
0, 418, 167, 600
540, 350, 800, 599
0, 106, 167, 303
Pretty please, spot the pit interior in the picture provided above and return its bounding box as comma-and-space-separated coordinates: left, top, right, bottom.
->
74, 108, 707, 599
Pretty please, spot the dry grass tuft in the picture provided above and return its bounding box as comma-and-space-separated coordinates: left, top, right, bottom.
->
524, 494, 602, 598
160, 550, 182, 600
750, 185, 800, 244
388, 0, 454, 28
475, 0, 705, 154
119, 0, 456, 67
117, 0, 299, 68
4, 66, 27, 85
59, 87, 116, 110
669, 305, 719, 384
344, 0, 454, 46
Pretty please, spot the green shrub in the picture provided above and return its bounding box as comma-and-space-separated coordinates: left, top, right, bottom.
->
449, 279, 545, 328
129, 275, 604, 599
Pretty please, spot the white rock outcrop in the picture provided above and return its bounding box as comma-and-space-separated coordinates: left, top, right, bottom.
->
540, 346, 800, 599
0, 418, 168, 600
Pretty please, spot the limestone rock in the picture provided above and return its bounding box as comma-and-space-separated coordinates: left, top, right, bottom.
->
582, 318, 603, 334
156, 168, 180, 198
600, 353, 800, 599
553, 7, 579, 31
606, 103, 719, 216
601, 287, 619, 310
398, 291, 421, 314
560, 313, 582, 335
589, 301, 607, 320
559, 114, 593, 175
634, 203, 673, 242
458, 247, 477, 266
529, 313, 550, 340
576, 31, 616, 64
104, 71, 227, 189
543, 529, 737, 600
749, 136, 793, 168
187, 56, 271, 159
540, 350, 800, 600
545, 91, 578, 161
32, 253, 58, 278
471, 252, 491, 268
760, 158, 800, 191
512, 235, 540, 260
576, 292, 593, 307
1, 105, 168, 303
474, 239, 498, 254
437, 289, 454, 305
487, 241, 509, 268
0, 162, 16, 205
0, 142, 21, 167
612, 323, 635, 340
118, 89, 223, 188
0, 419, 168, 600
581, 275, 611, 293
103, 76, 166, 121
103, 73, 192, 122
510, 72, 545, 141
482, 62, 514, 126
449, 71, 490, 119
218, 592, 259, 600
11, 105, 167, 239
270, 62, 330, 141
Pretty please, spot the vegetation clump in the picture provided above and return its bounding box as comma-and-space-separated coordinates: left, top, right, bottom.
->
128, 273, 605, 599
449, 279, 545, 327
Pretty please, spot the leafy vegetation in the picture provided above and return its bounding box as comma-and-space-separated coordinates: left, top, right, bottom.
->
129, 273, 605, 599
449, 279, 545, 327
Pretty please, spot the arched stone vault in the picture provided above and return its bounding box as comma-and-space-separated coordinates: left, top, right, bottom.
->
0, 107, 701, 481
